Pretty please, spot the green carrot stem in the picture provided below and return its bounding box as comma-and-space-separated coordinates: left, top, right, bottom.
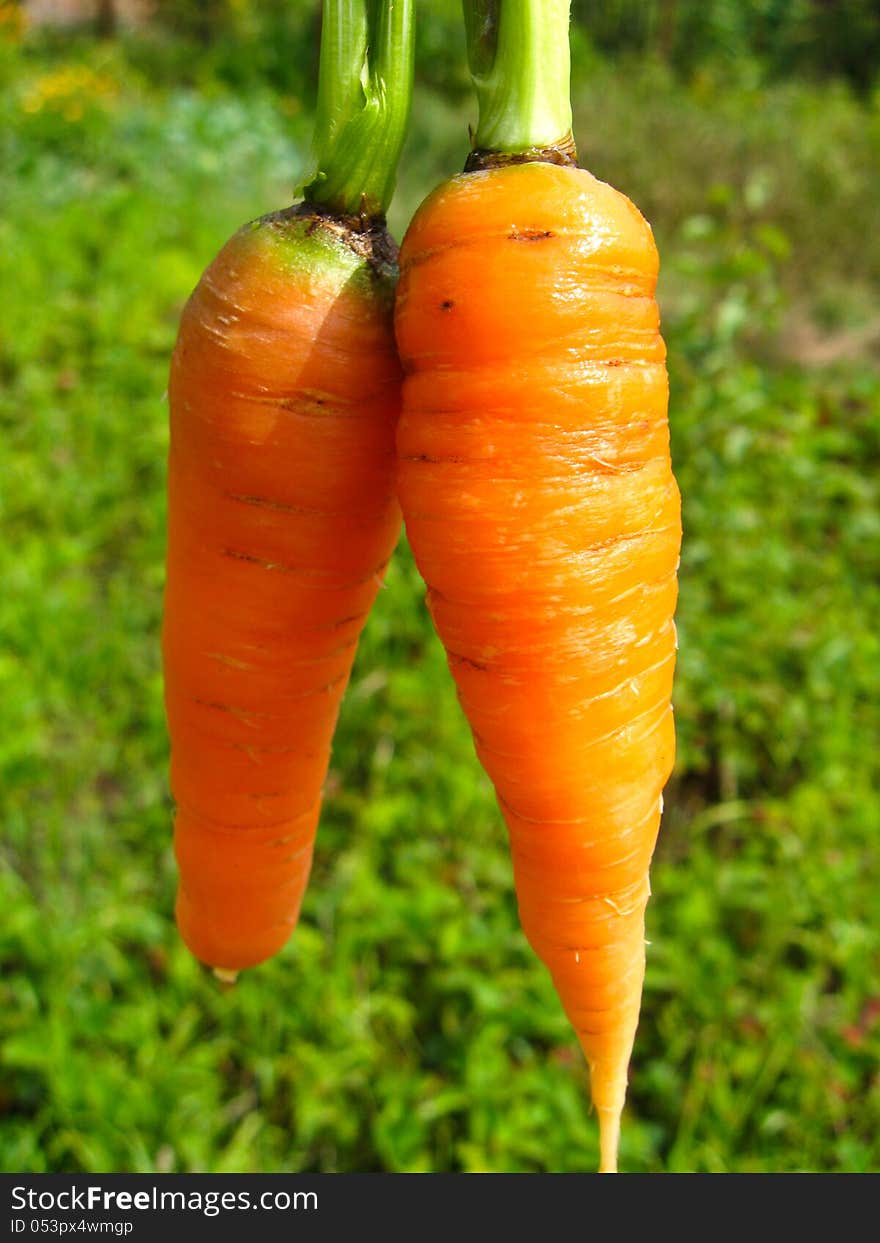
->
464, 0, 573, 154
303, 0, 414, 220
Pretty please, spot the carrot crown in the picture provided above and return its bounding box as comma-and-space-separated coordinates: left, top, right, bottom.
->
302, 0, 414, 220
464, 0, 574, 157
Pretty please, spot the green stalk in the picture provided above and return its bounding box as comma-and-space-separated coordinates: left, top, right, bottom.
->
303, 0, 414, 220
464, 0, 573, 155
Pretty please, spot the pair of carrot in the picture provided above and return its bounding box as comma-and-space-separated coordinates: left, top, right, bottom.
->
162, 0, 681, 1173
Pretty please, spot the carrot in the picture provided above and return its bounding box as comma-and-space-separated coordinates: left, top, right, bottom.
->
162, 0, 413, 974
394, 0, 680, 1171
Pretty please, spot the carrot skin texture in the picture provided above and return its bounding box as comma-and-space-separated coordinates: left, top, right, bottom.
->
163, 211, 401, 971
394, 163, 681, 1155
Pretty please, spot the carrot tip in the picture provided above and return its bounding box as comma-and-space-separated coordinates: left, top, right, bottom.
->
598, 1108, 621, 1174
212, 967, 239, 986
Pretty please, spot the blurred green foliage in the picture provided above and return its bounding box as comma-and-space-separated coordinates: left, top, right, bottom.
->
573, 0, 880, 90
1, 2, 879, 1173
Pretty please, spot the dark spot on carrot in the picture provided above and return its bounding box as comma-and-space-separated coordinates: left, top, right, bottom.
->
402, 453, 468, 464
448, 651, 489, 672
326, 611, 370, 629
508, 228, 555, 242
440, 299, 455, 310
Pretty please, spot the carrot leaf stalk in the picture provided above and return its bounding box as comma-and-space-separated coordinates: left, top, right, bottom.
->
304, 0, 415, 219
464, 0, 574, 158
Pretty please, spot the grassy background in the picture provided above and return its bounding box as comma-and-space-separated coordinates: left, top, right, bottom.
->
1, 2, 879, 1173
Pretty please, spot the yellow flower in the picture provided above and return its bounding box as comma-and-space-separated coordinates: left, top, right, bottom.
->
21, 64, 119, 120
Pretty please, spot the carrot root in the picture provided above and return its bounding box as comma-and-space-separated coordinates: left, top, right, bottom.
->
164, 209, 402, 972
394, 161, 680, 1172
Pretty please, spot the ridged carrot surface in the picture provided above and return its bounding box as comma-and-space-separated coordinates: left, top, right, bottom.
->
395, 161, 681, 1169
163, 210, 401, 971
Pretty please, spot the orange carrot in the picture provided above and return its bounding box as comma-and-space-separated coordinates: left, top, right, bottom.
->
162, 0, 413, 973
394, 1, 680, 1171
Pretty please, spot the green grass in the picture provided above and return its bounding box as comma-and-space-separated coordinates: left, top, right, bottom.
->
1, 32, 879, 1173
